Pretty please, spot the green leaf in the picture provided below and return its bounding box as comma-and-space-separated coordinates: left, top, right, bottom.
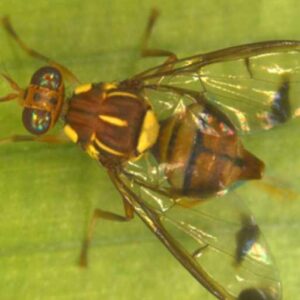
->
0, 1, 299, 300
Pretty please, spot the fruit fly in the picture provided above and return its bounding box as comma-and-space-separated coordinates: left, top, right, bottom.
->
1, 9, 299, 300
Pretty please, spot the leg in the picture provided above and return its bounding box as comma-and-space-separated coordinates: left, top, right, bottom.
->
0, 92, 20, 103
253, 178, 298, 201
0, 73, 24, 105
0, 132, 70, 145
2, 16, 80, 84
140, 9, 177, 69
79, 199, 134, 267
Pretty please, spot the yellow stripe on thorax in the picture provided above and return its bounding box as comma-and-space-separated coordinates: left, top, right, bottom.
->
64, 124, 78, 143
86, 144, 100, 160
90, 133, 125, 157
107, 91, 139, 99
102, 82, 118, 91
74, 83, 92, 95
98, 115, 128, 127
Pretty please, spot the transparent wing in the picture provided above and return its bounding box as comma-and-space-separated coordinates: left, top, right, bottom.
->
110, 154, 281, 300
129, 40, 300, 133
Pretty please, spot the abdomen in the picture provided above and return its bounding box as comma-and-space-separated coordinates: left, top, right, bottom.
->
153, 104, 264, 196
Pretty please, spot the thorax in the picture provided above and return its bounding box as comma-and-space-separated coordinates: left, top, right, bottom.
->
63, 82, 160, 167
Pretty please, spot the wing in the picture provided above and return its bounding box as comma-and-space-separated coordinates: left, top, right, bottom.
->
128, 40, 300, 133
109, 157, 281, 300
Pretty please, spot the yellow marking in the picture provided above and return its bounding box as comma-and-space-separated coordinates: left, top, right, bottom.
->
103, 82, 118, 91
158, 116, 178, 162
107, 91, 139, 99
74, 83, 92, 95
131, 153, 144, 162
63, 125, 78, 143
99, 115, 128, 127
137, 110, 159, 153
91, 134, 125, 157
95, 139, 124, 156
86, 144, 100, 160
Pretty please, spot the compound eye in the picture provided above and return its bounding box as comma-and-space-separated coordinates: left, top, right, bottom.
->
22, 107, 51, 135
30, 66, 62, 91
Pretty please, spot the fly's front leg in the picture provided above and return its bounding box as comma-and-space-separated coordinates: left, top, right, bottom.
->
2, 16, 80, 84
79, 197, 134, 267
0, 73, 24, 104
0, 132, 70, 145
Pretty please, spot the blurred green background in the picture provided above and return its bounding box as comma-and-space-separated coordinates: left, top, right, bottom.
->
0, 0, 299, 299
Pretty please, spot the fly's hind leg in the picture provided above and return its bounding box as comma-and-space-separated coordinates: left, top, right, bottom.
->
2, 16, 79, 84
79, 197, 134, 267
140, 9, 177, 71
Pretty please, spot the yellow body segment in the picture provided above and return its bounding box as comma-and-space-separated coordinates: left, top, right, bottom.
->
107, 91, 139, 99
85, 144, 100, 160
137, 110, 160, 153
91, 133, 125, 157
102, 82, 118, 91
99, 115, 128, 127
74, 83, 92, 95
64, 124, 78, 143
